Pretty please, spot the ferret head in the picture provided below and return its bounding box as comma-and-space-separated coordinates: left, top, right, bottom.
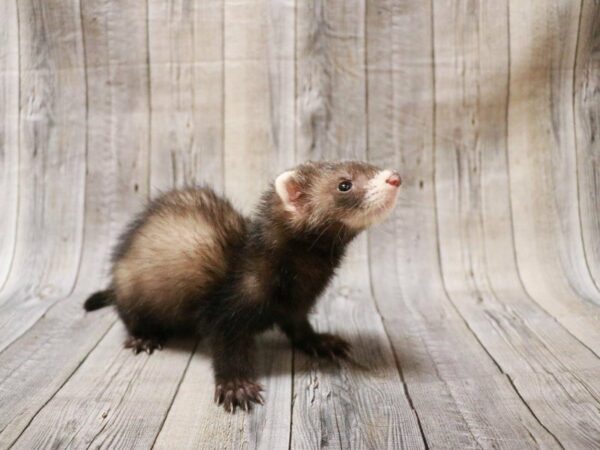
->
274, 160, 401, 232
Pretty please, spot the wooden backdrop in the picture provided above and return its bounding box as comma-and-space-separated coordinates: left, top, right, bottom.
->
1, 0, 600, 448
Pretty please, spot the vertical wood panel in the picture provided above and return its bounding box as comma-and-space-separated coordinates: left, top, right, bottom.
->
296, 0, 367, 161
224, 0, 295, 212
367, 0, 560, 447
0, 0, 87, 351
149, 0, 224, 192
0, 0, 19, 290
434, 0, 512, 296
0, 0, 152, 446
80, 0, 150, 240
432, 1, 600, 447
508, 0, 600, 351
224, 0, 271, 210
574, 1, 600, 290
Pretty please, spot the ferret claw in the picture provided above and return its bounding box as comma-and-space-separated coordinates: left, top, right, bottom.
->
297, 333, 351, 361
214, 385, 223, 404
214, 378, 264, 413
124, 336, 164, 355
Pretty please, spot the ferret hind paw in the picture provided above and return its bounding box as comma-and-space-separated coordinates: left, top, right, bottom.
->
296, 333, 351, 360
124, 336, 164, 355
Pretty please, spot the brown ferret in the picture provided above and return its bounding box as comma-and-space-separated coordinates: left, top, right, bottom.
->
84, 160, 401, 412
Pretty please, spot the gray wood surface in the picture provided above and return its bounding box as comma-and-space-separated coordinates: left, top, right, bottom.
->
1, 0, 599, 449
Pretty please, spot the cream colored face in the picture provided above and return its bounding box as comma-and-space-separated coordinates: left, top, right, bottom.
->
275, 161, 401, 231
339, 169, 401, 229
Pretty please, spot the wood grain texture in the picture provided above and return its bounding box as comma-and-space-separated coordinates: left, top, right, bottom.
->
0, 0, 19, 290
0, 1, 151, 446
154, 332, 293, 450
291, 289, 425, 450
148, 0, 225, 191
433, 1, 600, 447
0, 0, 87, 353
366, 1, 566, 448
574, 0, 600, 291
1, 0, 600, 449
507, 0, 600, 352
224, 0, 295, 213
10, 324, 195, 450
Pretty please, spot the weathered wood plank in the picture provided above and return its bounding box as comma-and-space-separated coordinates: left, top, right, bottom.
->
296, 0, 367, 161
0, 0, 19, 289
292, 289, 426, 450
511, 368, 600, 448
0, 0, 151, 446
406, 375, 564, 449
10, 323, 194, 450
432, 1, 600, 448
148, 0, 225, 191
507, 0, 600, 351
366, 1, 566, 448
79, 0, 150, 239
154, 332, 293, 450
0, 303, 115, 448
0, 0, 87, 352
573, 0, 600, 290
224, 0, 295, 213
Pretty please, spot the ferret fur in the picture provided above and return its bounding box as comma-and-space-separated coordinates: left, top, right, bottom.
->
84, 160, 401, 412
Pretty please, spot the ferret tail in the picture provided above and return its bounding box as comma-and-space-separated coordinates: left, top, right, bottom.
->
84, 289, 114, 311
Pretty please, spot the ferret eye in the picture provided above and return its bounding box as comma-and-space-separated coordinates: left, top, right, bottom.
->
338, 180, 352, 192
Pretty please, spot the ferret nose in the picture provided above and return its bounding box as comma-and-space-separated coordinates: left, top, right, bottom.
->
386, 172, 401, 187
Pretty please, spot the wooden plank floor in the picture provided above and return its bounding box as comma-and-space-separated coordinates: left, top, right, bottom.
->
2, 0, 600, 449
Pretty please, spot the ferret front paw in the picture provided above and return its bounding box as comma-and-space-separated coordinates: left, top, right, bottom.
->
214, 378, 264, 413
296, 333, 351, 360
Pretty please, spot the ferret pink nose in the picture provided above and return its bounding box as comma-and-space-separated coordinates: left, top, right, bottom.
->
386, 172, 401, 187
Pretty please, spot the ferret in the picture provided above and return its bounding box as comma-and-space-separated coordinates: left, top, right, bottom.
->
84, 160, 401, 412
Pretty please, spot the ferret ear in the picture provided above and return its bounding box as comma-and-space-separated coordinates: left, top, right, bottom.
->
275, 170, 302, 212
